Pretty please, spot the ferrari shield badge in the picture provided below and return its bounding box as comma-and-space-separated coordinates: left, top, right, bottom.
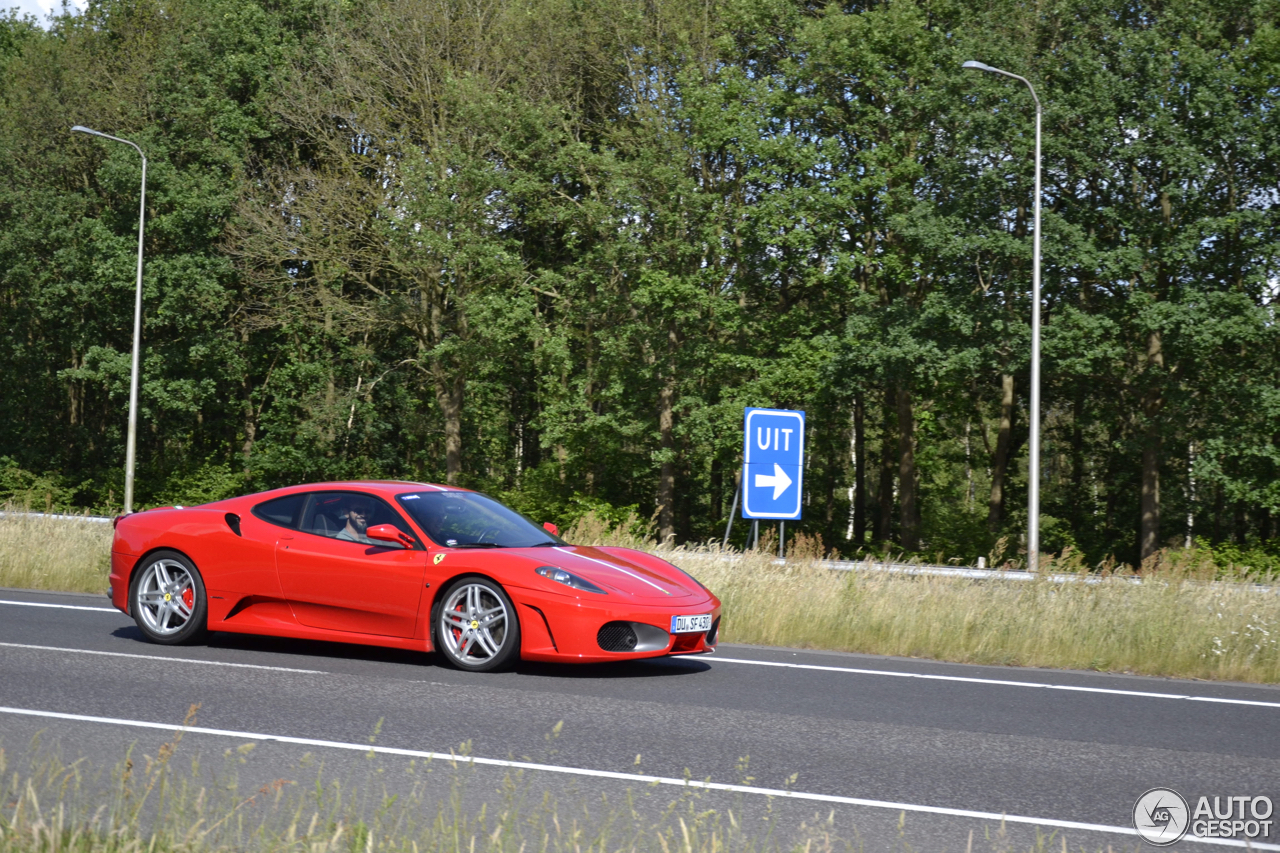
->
434, 553, 446, 565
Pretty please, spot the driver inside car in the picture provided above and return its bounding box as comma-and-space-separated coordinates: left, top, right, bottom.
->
335, 498, 401, 547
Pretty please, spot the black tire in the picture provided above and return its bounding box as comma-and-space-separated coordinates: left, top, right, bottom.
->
129, 549, 209, 646
432, 576, 520, 672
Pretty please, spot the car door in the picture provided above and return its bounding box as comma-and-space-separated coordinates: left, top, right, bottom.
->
275, 491, 427, 637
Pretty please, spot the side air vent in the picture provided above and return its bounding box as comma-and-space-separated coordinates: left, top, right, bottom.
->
597, 621, 637, 652
224, 513, 242, 536
705, 617, 720, 647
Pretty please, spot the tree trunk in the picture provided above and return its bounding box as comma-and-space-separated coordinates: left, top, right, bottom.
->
988, 373, 1015, 533
1070, 393, 1085, 528
876, 386, 896, 543
1273, 435, 1280, 540
1140, 329, 1164, 561
853, 393, 866, 545
656, 374, 676, 544
323, 309, 336, 445
1140, 436, 1160, 560
710, 457, 723, 525
68, 348, 81, 427
897, 385, 919, 551
823, 423, 836, 530
423, 275, 467, 487
239, 335, 258, 470
241, 409, 257, 468
433, 368, 464, 485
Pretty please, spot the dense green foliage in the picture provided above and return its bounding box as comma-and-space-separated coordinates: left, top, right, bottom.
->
2, 0, 1278, 566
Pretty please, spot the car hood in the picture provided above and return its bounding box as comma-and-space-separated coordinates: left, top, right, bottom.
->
481, 545, 708, 602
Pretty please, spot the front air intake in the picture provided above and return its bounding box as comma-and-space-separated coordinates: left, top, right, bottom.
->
597, 621, 638, 652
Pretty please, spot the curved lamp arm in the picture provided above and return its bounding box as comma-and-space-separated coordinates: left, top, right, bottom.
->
71, 125, 147, 515
960, 62, 1043, 573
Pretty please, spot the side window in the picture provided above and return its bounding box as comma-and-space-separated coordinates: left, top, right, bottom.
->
251, 494, 304, 529
299, 491, 417, 549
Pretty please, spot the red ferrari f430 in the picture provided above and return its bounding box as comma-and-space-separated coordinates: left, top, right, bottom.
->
108, 482, 721, 671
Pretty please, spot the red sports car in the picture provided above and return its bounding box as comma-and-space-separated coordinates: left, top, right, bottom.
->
108, 482, 721, 671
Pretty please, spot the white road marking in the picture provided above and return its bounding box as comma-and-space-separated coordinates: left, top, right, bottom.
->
0, 643, 323, 674
0, 705, 1271, 850
711, 657, 1280, 709
0, 598, 118, 613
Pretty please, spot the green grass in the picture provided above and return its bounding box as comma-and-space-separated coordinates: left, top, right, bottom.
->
2, 508, 1278, 683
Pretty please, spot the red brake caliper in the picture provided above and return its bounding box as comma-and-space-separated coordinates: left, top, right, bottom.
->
182, 587, 194, 610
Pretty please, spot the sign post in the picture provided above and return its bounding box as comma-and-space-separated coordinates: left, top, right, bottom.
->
741, 408, 804, 553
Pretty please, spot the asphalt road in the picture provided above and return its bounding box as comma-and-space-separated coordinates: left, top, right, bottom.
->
2, 587, 1278, 852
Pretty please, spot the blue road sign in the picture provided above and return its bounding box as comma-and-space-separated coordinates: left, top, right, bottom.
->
742, 407, 805, 520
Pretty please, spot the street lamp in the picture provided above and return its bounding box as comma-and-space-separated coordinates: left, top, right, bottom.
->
961, 61, 1042, 572
71, 125, 147, 515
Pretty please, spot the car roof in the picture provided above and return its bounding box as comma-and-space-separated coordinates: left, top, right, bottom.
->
248, 481, 476, 501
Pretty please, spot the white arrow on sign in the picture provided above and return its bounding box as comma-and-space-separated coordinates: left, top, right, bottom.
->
754, 463, 793, 500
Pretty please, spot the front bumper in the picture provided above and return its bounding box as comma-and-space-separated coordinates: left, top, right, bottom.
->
507, 585, 722, 663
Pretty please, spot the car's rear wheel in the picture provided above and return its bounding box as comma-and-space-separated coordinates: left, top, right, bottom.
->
130, 550, 208, 645
433, 577, 520, 672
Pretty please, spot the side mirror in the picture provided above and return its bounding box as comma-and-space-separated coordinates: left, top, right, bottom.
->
367, 524, 413, 548
542, 522, 559, 536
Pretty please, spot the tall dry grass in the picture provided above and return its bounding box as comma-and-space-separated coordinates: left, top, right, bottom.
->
0, 509, 112, 593
0, 717, 793, 853
3, 507, 1278, 683
572, 511, 1280, 683
0, 720, 1117, 853
665, 546, 1280, 683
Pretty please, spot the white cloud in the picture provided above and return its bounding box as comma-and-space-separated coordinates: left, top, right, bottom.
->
5, 0, 87, 26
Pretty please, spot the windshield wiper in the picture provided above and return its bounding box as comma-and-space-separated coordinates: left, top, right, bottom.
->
527, 541, 558, 547
451, 543, 504, 549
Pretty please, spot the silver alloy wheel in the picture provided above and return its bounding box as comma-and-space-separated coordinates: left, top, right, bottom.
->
439, 583, 509, 664
135, 558, 196, 636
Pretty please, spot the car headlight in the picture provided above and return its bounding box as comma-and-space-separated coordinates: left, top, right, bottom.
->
536, 566, 607, 594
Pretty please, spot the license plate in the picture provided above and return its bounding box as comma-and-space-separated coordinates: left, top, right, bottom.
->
670, 614, 712, 634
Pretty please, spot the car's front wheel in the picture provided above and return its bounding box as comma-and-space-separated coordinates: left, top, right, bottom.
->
433, 577, 520, 672
130, 550, 209, 645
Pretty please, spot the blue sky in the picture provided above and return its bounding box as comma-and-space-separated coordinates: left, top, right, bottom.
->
6, 0, 86, 26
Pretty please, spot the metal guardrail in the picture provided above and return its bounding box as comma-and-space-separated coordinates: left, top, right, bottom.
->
4, 510, 1274, 591
662, 552, 1278, 593
690, 552, 1117, 584
0, 511, 113, 524
819, 557, 1113, 583
812, 557, 1275, 593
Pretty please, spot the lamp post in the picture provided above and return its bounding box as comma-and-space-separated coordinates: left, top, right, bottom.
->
961, 61, 1042, 572
71, 125, 147, 515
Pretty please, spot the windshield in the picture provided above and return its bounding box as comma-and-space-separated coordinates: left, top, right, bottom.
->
396, 491, 563, 548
